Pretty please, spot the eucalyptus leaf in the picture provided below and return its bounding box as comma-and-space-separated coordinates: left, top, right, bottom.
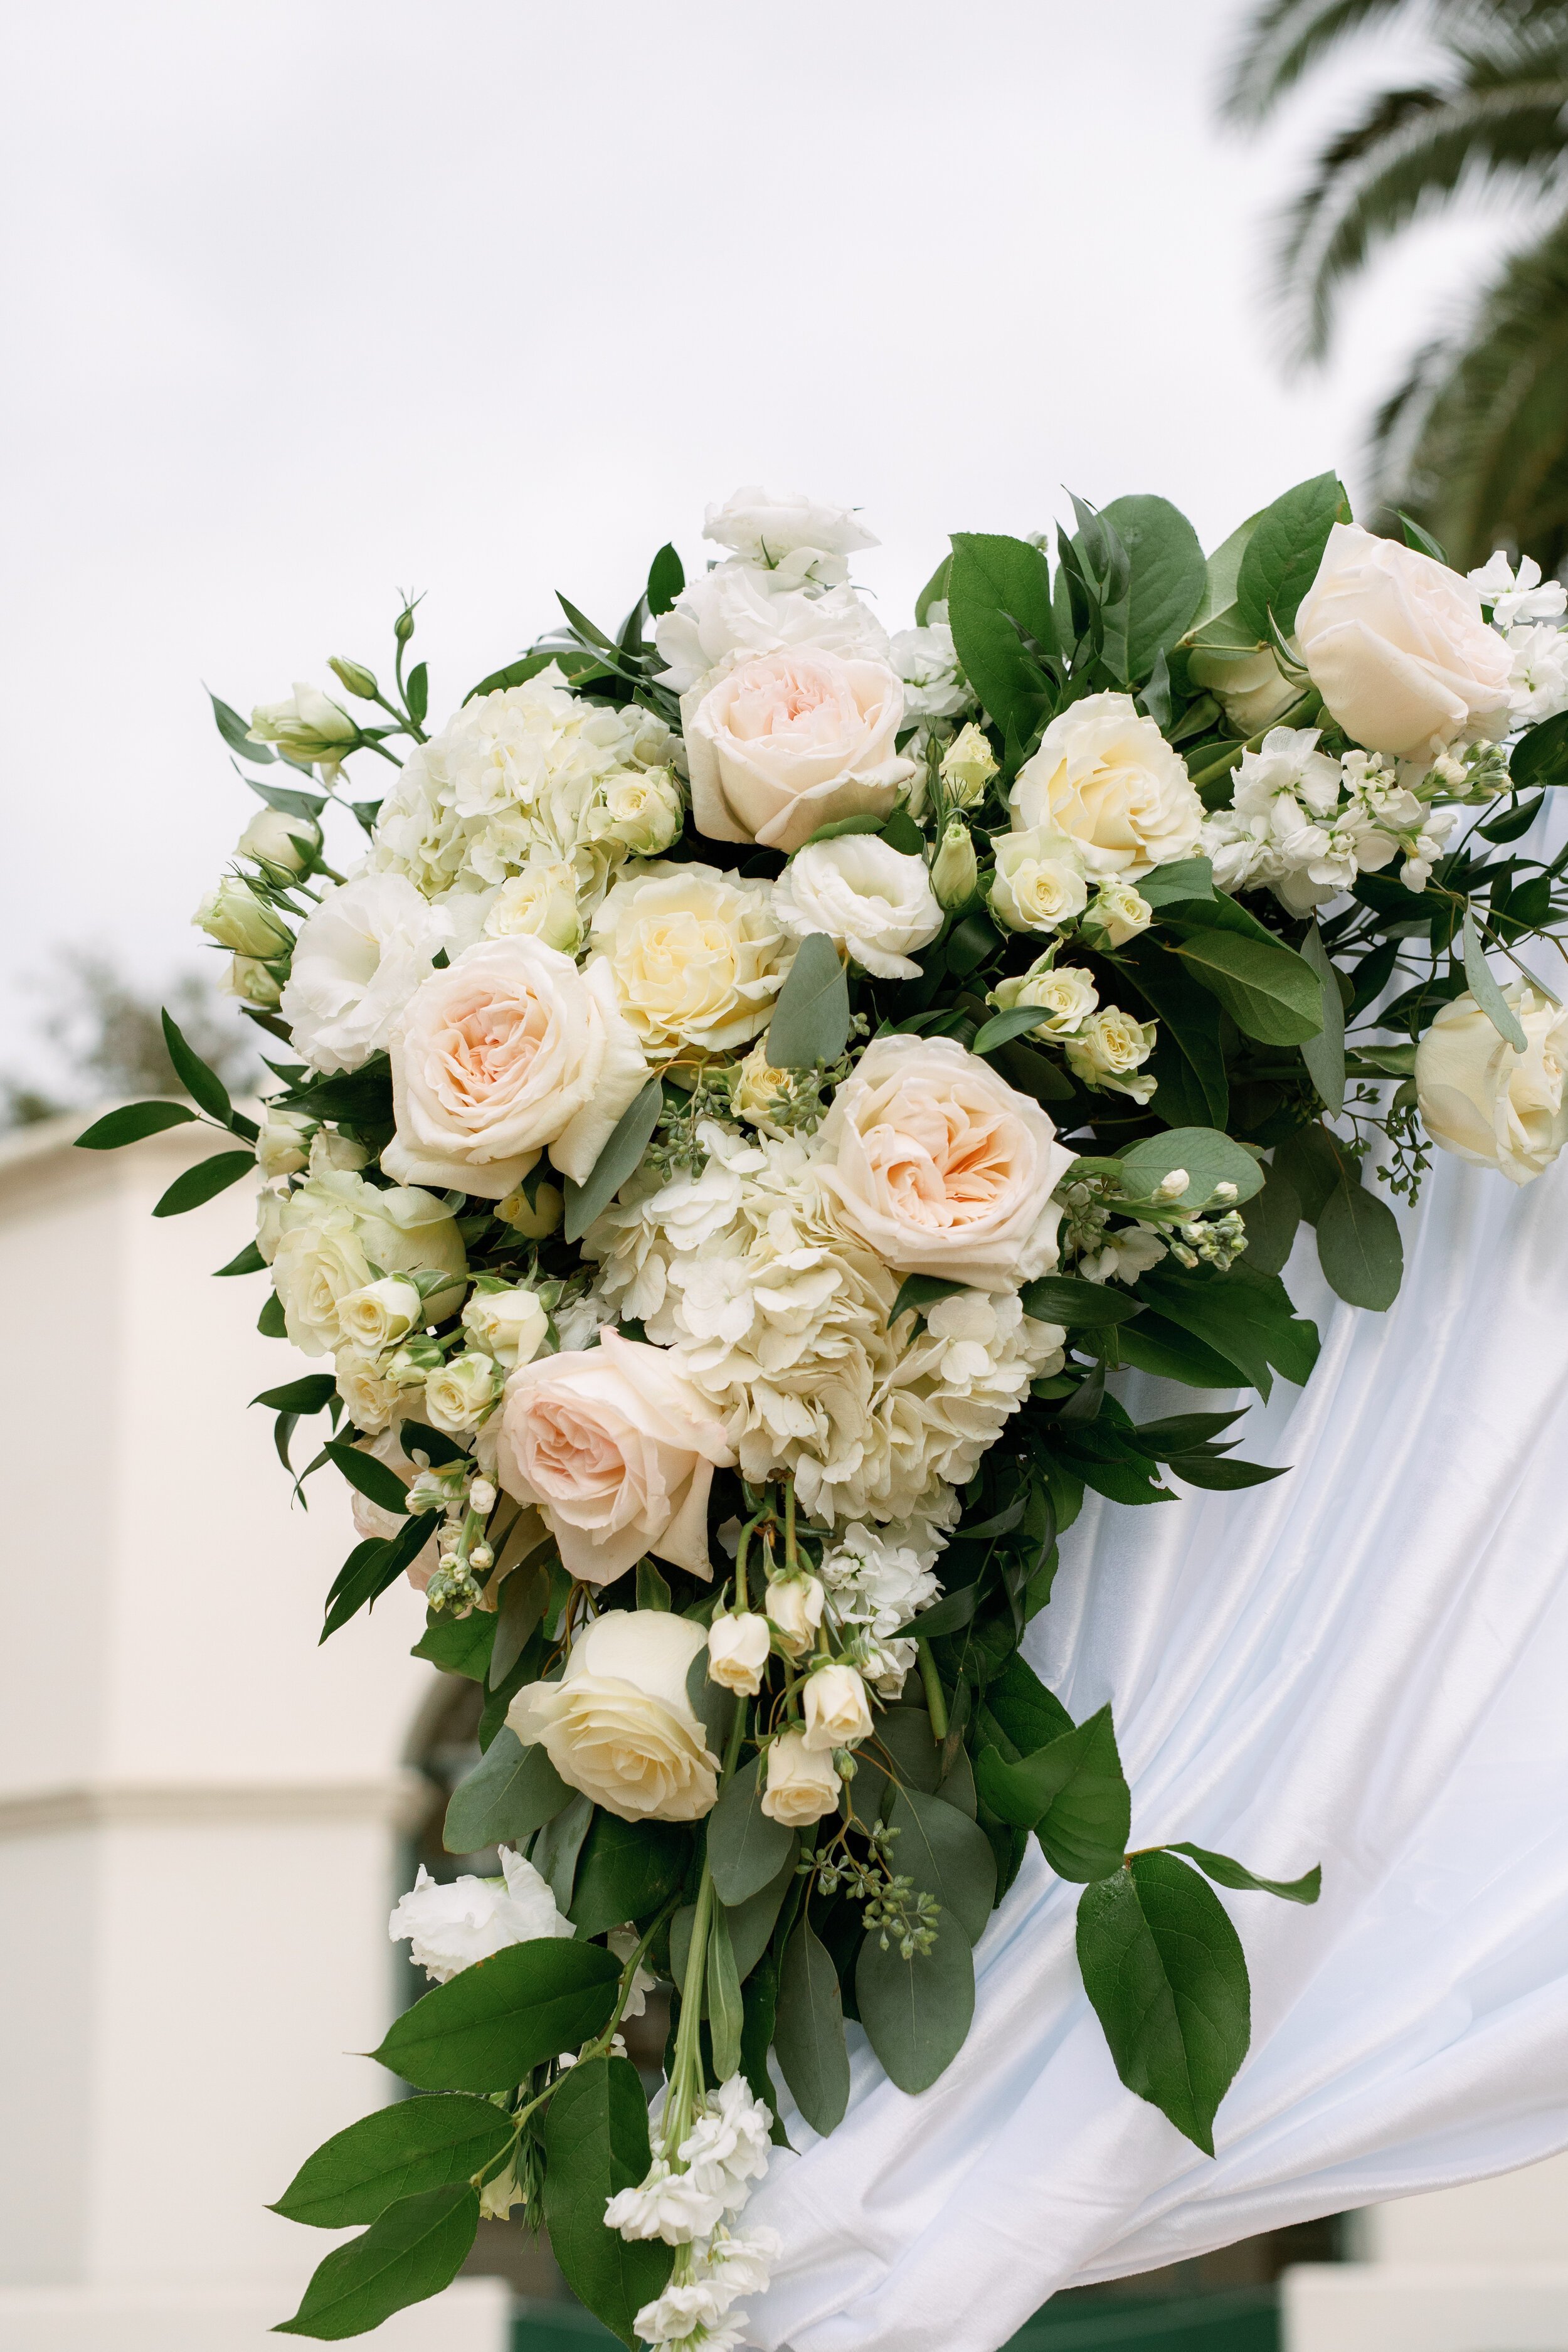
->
1175, 928, 1323, 1046
773, 1921, 850, 2134
856, 1915, 975, 2095
1298, 923, 1347, 1113
766, 932, 850, 1069
488, 1559, 549, 1688
707, 1902, 745, 2081
443, 1728, 569, 1855
1116, 1127, 1264, 1210
707, 1756, 795, 1905
1316, 1175, 1404, 1311
887, 1786, 997, 1942
563, 1077, 664, 1243
1461, 911, 1528, 1052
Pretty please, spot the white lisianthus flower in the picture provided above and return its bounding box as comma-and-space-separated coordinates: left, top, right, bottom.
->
280, 872, 452, 1076
1064, 1006, 1159, 1103
424, 1350, 502, 1434
237, 806, 320, 875
590, 863, 793, 1054
1012, 691, 1204, 879
480, 861, 585, 954
941, 721, 999, 808
383, 935, 649, 1195
802, 1661, 873, 1751
764, 1575, 825, 1657
685, 650, 916, 854
762, 1729, 841, 1826
653, 566, 892, 699
1086, 879, 1153, 946
267, 1169, 467, 1357
337, 1276, 423, 1353
255, 1107, 314, 1179
508, 1609, 721, 1823
702, 485, 877, 584
1296, 523, 1512, 760
988, 960, 1099, 1039
247, 682, 358, 773
989, 827, 1090, 932
890, 616, 970, 723
707, 1611, 773, 1695
774, 837, 941, 980
388, 1850, 570, 1984
462, 1283, 549, 1370
225, 953, 284, 1008
194, 875, 292, 958
1470, 549, 1568, 628
1416, 984, 1568, 1184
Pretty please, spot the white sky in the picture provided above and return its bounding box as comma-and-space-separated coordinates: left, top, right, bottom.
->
0, 0, 1525, 1078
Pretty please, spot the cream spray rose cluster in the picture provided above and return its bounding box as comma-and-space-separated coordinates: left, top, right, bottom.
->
82, 473, 1568, 2346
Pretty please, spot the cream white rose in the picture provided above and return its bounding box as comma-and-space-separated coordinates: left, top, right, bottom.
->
990, 961, 1099, 1039
707, 1611, 773, 1697
685, 650, 915, 854
1087, 880, 1153, 947
425, 1350, 501, 1434
764, 1575, 825, 1658
383, 935, 649, 1195
590, 863, 792, 1054
988, 828, 1090, 932
1012, 692, 1203, 880
335, 1352, 401, 1436
255, 1108, 314, 1179
599, 768, 684, 856
480, 862, 585, 955
802, 1662, 873, 1752
1416, 985, 1568, 1184
337, 1275, 423, 1353
1187, 642, 1302, 735
774, 837, 941, 981
268, 1169, 467, 1357
462, 1283, 549, 1369
1295, 522, 1512, 761
509, 1609, 719, 1823
1064, 1006, 1159, 1104
280, 873, 451, 1077
816, 1034, 1075, 1288
654, 565, 892, 698
494, 1330, 735, 1584
761, 1729, 841, 1827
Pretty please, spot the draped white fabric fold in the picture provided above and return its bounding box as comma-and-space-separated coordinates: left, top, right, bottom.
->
748, 1148, 1568, 2352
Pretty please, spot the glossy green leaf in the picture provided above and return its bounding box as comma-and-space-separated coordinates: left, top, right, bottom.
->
1234, 472, 1347, 640
1138, 1262, 1320, 1399
253, 1375, 336, 1414
1115, 1310, 1248, 1390
151, 1148, 254, 1218
563, 1077, 664, 1244
887, 1786, 997, 1942
1298, 923, 1347, 1113
707, 1902, 745, 2082
646, 542, 685, 618
670, 1844, 796, 1996
707, 1756, 795, 1905
161, 1008, 235, 1125
1238, 1166, 1301, 1277
773, 1920, 850, 2135
543, 2057, 672, 2349
1117, 1127, 1264, 1210
856, 1915, 975, 2095
274, 2184, 478, 2338
972, 1003, 1062, 1056
1019, 1274, 1143, 1328
271, 2095, 515, 2228
324, 1441, 409, 1516
982, 1655, 1073, 1757
766, 931, 851, 1070
946, 532, 1056, 743
1316, 1176, 1404, 1311
569, 1811, 688, 1937
1166, 1842, 1322, 1905
443, 1727, 570, 1855
1100, 495, 1208, 677
1175, 929, 1323, 1046
488, 1560, 549, 1689
371, 1938, 619, 2092
889, 1273, 969, 1327
533, 1792, 593, 1910
75, 1099, 198, 1150
1510, 706, 1568, 790
413, 1609, 495, 1682
975, 1704, 1130, 1882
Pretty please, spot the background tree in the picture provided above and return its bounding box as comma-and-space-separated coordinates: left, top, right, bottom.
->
1227, 0, 1568, 567
1, 953, 258, 1130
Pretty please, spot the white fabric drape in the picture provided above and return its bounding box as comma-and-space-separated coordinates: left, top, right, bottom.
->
749, 1145, 1568, 2352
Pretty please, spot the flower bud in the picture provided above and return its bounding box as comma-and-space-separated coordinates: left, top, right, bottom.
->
246, 683, 358, 775
760, 1728, 841, 1827
254, 1106, 314, 1179
329, 655, 380, 701
802, 1661, 873, 1752
236, 806, 320, 876
1153, 1169, 1189, 1201
339, 1276, 423, 1353
495, 1176, 564, 1239
424, 1349, 501, 1434
707, 1611, 773, 1697
395, 607, 416, 645
765, 1574, 825, 1658
470, 1477, 498, 1515
930, 820, 979, 911
223, 954, 283, 1008
940, 721, 999, 809
194, 876, 292, 958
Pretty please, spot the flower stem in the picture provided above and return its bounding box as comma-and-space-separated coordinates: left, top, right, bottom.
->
917, 1639, 949, 1740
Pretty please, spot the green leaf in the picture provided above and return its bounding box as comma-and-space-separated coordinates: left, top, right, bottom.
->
773, 1920, 850, 2134
1478, 792, 1545, 844
1175, 929, 1323, 1046
258, 1290, 289, 1338
1118, 937, 1229, 1127
1115, 1310, 1248, 1389
915, 554, 952, 627
489, 1559, 550, 1689
1461, 911, 1528, 1053
1076, 1851, 1251, 2156
1234, 472, 1348, 641
881, 808, 925, 856
889, 1273, 968, 1327
161, 1008, 235, 1125
636, 1559, 672, 1612
465, 649, 608, 703
151, 1148, 255, 1217
887, 1786, 996, 1942
707, 1902, 745, 2082
405, 662, 429, 726
274, 2185, 478, 2339
569, 1812, 688, 1937
766, 932, 850, 1070
856, 1914, 975, 2095
975, 1705, 1130, 1882
970, 1004, 1062, 1056
532, 1792, 593, 1910
1138, 1262, 1319, 1399
1238, 1166, 1301, 1278
320, 1514, 432, 1642
1271, 1123, 1344, 1224
271, 2096, 515, 2228
1168, 1451, 1290, 1491
990, 1036, 1076, 1104
945, 910, 1002, 978
1117, 1127, 1264, 1210
324, 1441, 409, 1517
372, 1938, 618, 2092
414, 1609, 496, 1682
1165, 1843, 1322, 1905
443, 1727, 570, 1855
76, 1099, 199, 1150
801, 812, 887, 845
946, 532, 1056, 743
982, 1655, 1073, 1757
215, 1237, 267, 1276
542, 2057, 672, 2349
1138, 856, 1216, 909
1298, 923, 1347, 1114
1510, 707, 1568, 791
1316, 1176, 1404, 1311
253, 1374, 337, 1415
1099, 495, 1208, 677
1019, 1274, 1143, 1328
563, 1076, 664, 1244
210, 687, 273, 762
646, 543, 685, 618
707, 1756, 795, 1905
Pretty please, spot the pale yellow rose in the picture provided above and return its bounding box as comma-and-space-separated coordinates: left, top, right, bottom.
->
761, 1728, 841, 1826
508, 1609, 719, 1823
684, 649, 915, 854
802, 1662, 873, 1751
1416, 985, 1568, 1185
268, 1169, 467, 1357
988, 829, 1090, 933
590, 863, 792, 1054
1011, 691, 1202, 879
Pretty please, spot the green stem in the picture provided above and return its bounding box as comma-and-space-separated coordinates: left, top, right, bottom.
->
917, 1639, 950, 1740
783, 1480, 798, 1576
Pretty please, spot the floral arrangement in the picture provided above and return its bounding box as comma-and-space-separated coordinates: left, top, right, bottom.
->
82, 480, 1568, 2346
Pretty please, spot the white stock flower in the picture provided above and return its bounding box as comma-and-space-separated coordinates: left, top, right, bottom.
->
707, 1611, 772, 1695
388, 1851, 569, 1983
247, 682, 358, 772
702, 485, 877, 583
1296, 522, 1512, 760
462, 1283, 549, 1370
267, 1169, 467, 1357
988, 827, 1090, 932
1064, 1007, 1158, 1103
1468, 550, 1568, 630
890, 617, 970, 723
802, 1661, 872, 1751
1204, 727, 1422, 913
509, 1609, 720, 1823
1416, 983, 1568, 1184
774, 837, 941, 980
677, 2076, 771, 2206
1505, 624, 1568, 727
1012, 691, 1203, 878
607, 2161, 728, 2246
989, 959, 1099, 1039
819, 1521, 940, 1640
1079, 1222, 1167, 1285
590, 862, 792, 1054
280, 873, 452, 1076
762, 1729, 841, 1825
685, 650, 915, 854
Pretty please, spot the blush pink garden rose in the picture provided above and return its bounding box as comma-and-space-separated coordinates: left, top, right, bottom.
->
816, 1034, 1076, 1289
492, 1330, 735, 1585
382, 935, 649, 1199
1295, 523, 1512, 761
683, 649, 915, 854
507, 1608, 719, 1823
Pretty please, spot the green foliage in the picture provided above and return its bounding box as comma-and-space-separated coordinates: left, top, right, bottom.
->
1298, 923, 1347, 1114
773, 1920, 850, 2134
275, 2185, 479, 2338
543, 2057, 672, 2348
151, 1148, 255, 1217
563, 1078, 665, 1242
946, 532, 1056, 745
1234, 472, 1348, 637
856, 1911, 976, 2094
75, 1099, 198, 1150
371, 1939, 620, 2093
886, 1786, 997, 1940
569, 1812, 689, 1936
766, 932, 852, 1069
271, 2097, 516, 2228
1099, 495, 1208, 675
1315, 1173, 1404, 1310
1175, 928, 1323, 1046
1116, 1126, 1265, 1210
707, 1756, 796, 1904
323, 1442, 409, 1517
1166, 1842, 1322, 1905
975, 1705, 1131, 1883
443, 1727, 570, 1853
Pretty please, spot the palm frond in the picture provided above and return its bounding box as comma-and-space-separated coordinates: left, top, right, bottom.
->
1221, 0, 1533, 123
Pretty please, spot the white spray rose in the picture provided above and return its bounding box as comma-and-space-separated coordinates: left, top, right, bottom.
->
424, 1350, 501, 1434
1295, 522, 1512, 761
685, 650, 915, 854
600, 767, 684, 855
774, 837, 941, 981
334, 1352, 401, 1436
1087, 880, 1153, 947
707, 1612, 773, 1696
989, 960, 1099, 1039
280, 872, 451, 1077
1416, 984, 1568, 1185
388, 1850, 569, 1984
802, 1662, 873, 1751
247, 682, 358, 773
337, 1275, 423, 1353
1012, 691, 1203, 879
702, 485, 877, 584
1064, 1006, 1159, 1104
509, 1609, 720, 1823
267, 1170, 467, 1357
194, 876, 292, 958
480, 862, 585, 955
764, 1575, 825, 1658
462, 1283, 549, 1370
761, 1729, 841, 1827
255, 1107, 314, 1179
384, 935, 649, 1195
590, 863, 793, 1054
988, 828, 1090, 932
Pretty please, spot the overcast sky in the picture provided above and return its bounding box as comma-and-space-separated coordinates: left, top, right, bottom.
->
0, 0, 1523, 1081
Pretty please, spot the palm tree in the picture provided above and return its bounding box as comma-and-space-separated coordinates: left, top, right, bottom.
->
1225, 0, 1568, 568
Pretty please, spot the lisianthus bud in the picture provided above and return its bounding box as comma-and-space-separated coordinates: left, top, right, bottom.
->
760, 1728, 841, 1827
236, 807, 321, 876
930, 821, 980, 911
707, 1611, 772, 1696
765, 1575, 825, 1657
940, 722, 999, 809
802, 1661, 873, 1751
246, 683, 358, 774
329, 655, 379, 701
339, 1276, 423, 1352
255, 1106, 314, 1179
424, 1349, 502, 1434
224, 954, 283, 1008
194, 876, 292, 958
395, 606, 416, 645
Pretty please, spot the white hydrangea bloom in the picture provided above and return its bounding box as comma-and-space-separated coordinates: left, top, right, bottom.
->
585, 1125, 1064, 1525
1469, 551, 1568, 631
388, 1851, 570, 1983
